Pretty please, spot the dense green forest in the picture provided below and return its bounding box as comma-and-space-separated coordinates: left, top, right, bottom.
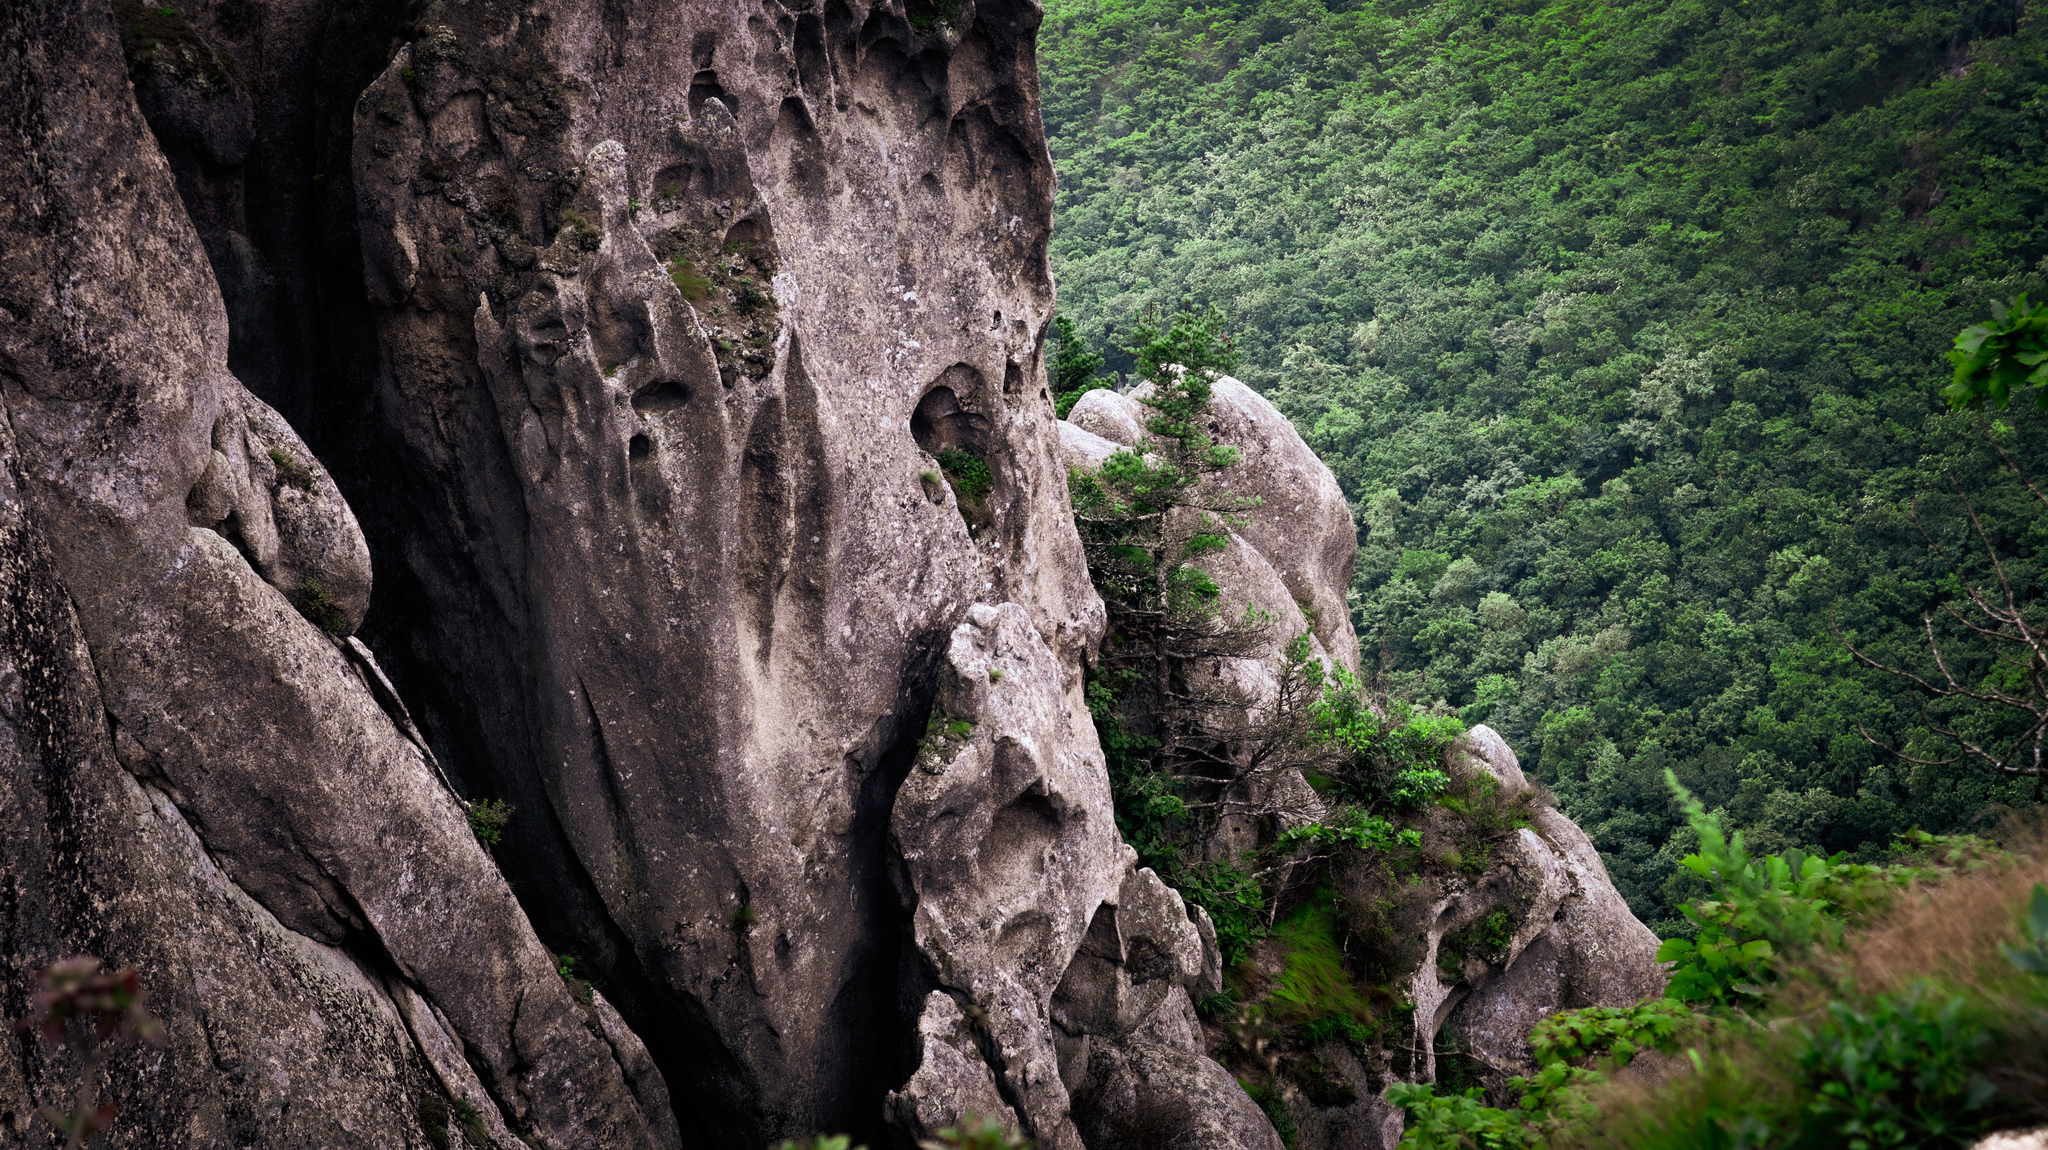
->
1039, 0, 2048, 933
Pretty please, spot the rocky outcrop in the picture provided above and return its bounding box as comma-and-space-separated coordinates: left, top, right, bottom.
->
1436, 729, 1669, 1087
885, 603, 1279, 1149
1206, 725, 1665, 1150
1055, 376, 1664, 1141
337, 1, 1117, 1141
1059, 380, 1360, 676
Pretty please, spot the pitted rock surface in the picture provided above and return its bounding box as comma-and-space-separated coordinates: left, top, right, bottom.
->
892, 604, 1237, 1148
341, 3, 1106, 1138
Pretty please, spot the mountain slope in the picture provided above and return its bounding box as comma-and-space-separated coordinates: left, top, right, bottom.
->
1041, 0, 2048, 930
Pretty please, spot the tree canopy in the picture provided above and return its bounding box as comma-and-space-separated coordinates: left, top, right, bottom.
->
1041, 0, 2048, 931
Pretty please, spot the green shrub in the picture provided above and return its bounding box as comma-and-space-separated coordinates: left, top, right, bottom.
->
1653, 773, 1968, 1008
1275, 808, 1420, 855
1528, 999, 1698, 1071
465, 798, 513, 847
558, 208, 600, 251
452, 1099, 488, 1147
1440, 910, 1514, 973
289, 579, 351, 637
1197, 987, 1240, 1020
1300, 1013, 1378, 1047
1242, 1079, 1298, 1148
1389, 1082, 1535, 1150
935, 448, 994, 503
418, 1095, 451, 1149
267, 447, 317, 491
555, 954, 595, 1005
1050, 313, 1109, 417
1177, 858, 1267, 965
1792, 990, 1995, 1149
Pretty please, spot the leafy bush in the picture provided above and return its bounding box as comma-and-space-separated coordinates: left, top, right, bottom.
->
266, 447, 316, 491
1793, 991, 1995, 1150
554, 954, 595, 1005
1528, 999, 1698, 1071
1389, 1082, 1535, 1150
1177, 858, 1268, 966
1308, 670, 1466, 808
287, 578, 351, 637
1946, 294, 2048, 412
934, 448, 993, 503
1440, 910, 1515, 973
465, 798, 513, 847
1652, 772, 1971, 1008
1391, 998, 1698, 1148
1275, 808, 1420, 855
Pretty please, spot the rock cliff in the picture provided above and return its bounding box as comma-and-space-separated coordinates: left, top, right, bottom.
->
0, 1, 1661, 1147
1058, 390, 1666, 1149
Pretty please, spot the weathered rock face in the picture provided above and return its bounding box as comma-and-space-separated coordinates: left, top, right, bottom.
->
1, 2, 1664, 1148
0, 2, 672, 1147
1436, 729, 1670, 1089
338, 0, 1113, 1141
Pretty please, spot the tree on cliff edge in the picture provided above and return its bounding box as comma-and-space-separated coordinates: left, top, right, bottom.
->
1068, 306, 1284, 869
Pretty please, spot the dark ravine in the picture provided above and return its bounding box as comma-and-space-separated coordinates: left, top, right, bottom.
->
0, 1, 1664, 1148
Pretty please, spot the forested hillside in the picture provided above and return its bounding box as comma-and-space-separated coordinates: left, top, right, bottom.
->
1040, 0, 2048, 931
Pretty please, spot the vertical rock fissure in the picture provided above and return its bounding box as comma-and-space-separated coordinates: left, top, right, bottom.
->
841, 661, 952, 1143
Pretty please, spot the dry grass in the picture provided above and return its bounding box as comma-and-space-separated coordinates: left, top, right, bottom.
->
1806, 855, 2048, 1003
1559, 821, 2048, 1148
1796, 828, 2048, 1126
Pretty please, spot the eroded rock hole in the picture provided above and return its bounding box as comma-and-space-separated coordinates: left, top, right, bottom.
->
628, 434, 652, 460
911, 375, 998, 522
633, 380, 690, 416
689, 71, 730, 119
981, 789, 1060, 893
908, 381, 987, 456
